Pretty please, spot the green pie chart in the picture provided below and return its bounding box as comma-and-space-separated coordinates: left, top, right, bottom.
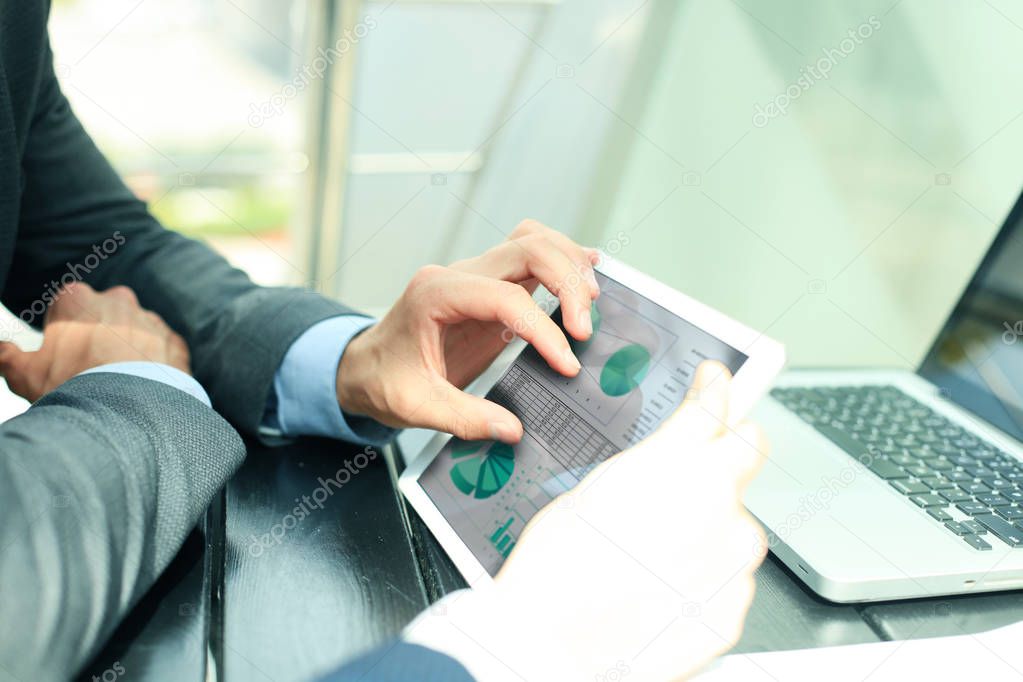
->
600, 343, 651, 397
449, 440, 515, 499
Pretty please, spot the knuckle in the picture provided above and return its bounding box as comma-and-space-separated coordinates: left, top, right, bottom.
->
407, 264, 445, 294
107, 285, 139, 303
520, 232, 549, 251
511, 218, 543, 238
61, 281, 91, 297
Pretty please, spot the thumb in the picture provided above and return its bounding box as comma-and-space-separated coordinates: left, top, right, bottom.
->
658, 360, 732, 444
0, 342, 40, 401
424, 382, 525, 444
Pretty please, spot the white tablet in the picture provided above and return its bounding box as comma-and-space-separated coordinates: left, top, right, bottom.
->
399, 253, 786, 585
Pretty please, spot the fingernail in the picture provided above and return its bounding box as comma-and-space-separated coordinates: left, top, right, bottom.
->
578, 309, 593, 337
563, 347, 582, 371
585, 268, 599, 294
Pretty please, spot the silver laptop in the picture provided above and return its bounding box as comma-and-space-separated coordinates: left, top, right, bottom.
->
747, 189, 1023, 603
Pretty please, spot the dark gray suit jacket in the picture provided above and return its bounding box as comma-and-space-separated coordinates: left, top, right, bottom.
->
0, 3, 471, 680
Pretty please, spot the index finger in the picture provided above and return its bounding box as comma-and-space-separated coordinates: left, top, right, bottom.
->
452, 236, 595, 341
510, 220, 599, 295
428, 270, 583, 378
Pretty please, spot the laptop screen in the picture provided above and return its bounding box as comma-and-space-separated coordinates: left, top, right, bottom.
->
918, 190, 1023, 442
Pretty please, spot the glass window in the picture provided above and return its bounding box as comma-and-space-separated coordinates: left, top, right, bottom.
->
49, 0, 316, 286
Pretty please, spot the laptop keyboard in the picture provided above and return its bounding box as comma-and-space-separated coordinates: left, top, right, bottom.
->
772, 385, 1023, 551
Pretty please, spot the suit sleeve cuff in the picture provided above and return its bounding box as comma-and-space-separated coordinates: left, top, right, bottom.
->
262, 315, 396, 445
79, 362, 211, 407
401, 590, 534, 682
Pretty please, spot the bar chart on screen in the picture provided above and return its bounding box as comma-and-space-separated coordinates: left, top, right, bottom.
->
489, 517, 517, 558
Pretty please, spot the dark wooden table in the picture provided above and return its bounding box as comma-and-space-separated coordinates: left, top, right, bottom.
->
77, 438, 1023, 681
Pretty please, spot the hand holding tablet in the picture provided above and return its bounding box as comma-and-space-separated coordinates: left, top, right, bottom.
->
400, 253, 785, 580
405, 363, 771, 681
393, 241, 784, 679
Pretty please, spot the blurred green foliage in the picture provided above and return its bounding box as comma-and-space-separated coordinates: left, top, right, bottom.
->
148, 185, 291, 237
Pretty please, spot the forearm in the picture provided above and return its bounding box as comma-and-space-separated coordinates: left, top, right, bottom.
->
11, 35, 355, 434
80, 231, 351, 431
0, 373, 245, 681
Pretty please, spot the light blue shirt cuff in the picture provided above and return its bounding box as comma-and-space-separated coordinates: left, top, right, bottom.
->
263, 315, 396, 446
80, 362, 212, 407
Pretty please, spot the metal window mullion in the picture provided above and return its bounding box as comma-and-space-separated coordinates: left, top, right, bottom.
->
303, 0, 364, 295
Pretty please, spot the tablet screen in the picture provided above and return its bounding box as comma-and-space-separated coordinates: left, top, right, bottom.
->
418, 270, 748, 575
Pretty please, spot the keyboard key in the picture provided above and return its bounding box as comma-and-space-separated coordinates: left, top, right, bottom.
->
962, 534, 993, 551
1003, 490, 1023, 503
940, 490, 973, 503
867, 459, 909, 480
944, 521, 970, 536
957, 502, 989, 516
977, 494, 1011, 507
910, 494, 946, 508
925, 458, 955, 471
904, 466, 937, 478
989, 479, 1013, 490
962, 520, 988, 535
946, 471, 972, 482
995, 507, 1023, 521
922, 478, 956, 491
816, 424, 872, 459
960, 482, 991, 495
905, 465, 934, 478
891, 480, 930, 496
927, 508, 953, 522
973, 515, 1023, 547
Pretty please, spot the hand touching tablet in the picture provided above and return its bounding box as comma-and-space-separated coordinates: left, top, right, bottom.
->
336, 220, 599, 443
405, 361, 769, 681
